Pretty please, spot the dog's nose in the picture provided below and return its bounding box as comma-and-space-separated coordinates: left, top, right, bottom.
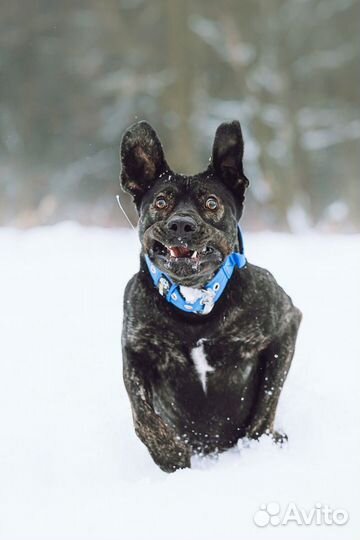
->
166, 215, 198, 238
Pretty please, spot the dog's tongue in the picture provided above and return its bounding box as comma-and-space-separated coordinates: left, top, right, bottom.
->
169, 246, 191, 258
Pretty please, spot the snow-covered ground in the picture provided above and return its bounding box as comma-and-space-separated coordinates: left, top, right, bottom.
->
0, 224, 359, 540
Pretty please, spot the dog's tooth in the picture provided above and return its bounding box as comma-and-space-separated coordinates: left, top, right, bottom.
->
169, 248, 176, 257
191, 251, 198, 259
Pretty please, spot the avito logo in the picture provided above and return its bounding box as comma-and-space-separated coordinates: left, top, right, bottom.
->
253, 502, 349, 527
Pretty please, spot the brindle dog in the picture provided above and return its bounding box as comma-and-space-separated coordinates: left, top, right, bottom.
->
120, 120, 301, 472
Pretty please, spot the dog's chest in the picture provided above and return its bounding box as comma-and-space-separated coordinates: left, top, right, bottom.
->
155, 334, 257, 397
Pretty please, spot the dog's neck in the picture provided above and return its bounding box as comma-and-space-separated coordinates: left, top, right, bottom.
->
144, 227, 246, 315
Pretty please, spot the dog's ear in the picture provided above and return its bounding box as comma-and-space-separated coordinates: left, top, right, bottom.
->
211, 120, 249, 200
120, 121, 168, 206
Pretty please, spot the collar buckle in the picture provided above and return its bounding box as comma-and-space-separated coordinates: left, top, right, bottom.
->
158, 277, 170, 296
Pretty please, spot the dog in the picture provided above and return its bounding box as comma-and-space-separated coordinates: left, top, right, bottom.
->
120, 120, 302, 472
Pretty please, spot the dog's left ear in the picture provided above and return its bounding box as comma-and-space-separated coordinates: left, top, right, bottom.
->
120, 121, 168, 207
211, 120, 249, 201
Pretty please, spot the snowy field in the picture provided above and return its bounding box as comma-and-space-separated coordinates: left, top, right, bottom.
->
0, 223, 359, 540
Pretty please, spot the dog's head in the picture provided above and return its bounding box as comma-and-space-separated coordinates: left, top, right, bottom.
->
120, 120, 249, 287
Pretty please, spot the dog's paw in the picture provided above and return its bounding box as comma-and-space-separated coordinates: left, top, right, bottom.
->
152, 439, 192, 473
271, 430, 288, 446
245, 423, 288, 446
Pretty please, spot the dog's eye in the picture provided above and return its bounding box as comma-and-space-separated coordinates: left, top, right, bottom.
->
155, 197, 167, 210
205, 196, 218, 211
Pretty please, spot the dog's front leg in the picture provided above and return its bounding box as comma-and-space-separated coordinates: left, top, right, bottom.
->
245, 308, 302, 443
123, 347, 191, 472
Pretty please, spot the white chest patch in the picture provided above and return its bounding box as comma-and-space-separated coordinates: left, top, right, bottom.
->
242, 363, 252, 380
190, 339, 215, 393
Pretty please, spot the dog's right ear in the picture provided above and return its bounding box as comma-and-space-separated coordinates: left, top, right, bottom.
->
120, 121, 168, 207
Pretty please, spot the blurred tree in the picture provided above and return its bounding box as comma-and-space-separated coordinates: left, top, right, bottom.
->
0, 0, 359, 230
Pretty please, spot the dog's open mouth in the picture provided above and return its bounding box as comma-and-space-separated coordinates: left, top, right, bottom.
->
145, 234, 225, 285
152, 240, 215, 262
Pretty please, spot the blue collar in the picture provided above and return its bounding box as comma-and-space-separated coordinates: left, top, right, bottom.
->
144, 227, 246, 315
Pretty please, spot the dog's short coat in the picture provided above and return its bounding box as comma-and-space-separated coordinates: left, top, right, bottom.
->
120, 120, 301, 472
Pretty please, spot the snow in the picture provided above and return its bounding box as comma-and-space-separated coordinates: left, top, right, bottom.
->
0, 223, 359, 540
179, 285, 204, 304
